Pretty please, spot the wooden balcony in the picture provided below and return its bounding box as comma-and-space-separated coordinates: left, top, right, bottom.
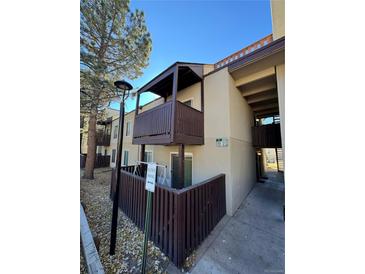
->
252, 123, 282, 148
80, 154, 110, 168
96, 131, 111, 146
132, 100, 204, 145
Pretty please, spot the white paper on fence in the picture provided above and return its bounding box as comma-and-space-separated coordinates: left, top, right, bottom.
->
145, 163, 157, 192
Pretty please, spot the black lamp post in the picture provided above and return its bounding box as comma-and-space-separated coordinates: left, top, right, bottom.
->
110, 80, 133, 255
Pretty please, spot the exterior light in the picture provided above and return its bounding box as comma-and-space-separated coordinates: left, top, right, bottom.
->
114, 80, 133, 92
110, 79, 133, 255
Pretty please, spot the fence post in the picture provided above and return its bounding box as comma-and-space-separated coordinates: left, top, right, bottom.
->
141, 191, 153, 274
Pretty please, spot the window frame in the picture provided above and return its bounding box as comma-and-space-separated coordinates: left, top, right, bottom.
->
111, 149, 116, 163
113, 125, 118, 139
144, 150, 153, 163
169, 152, 193, 186
182, 98, 193, 108
125, 121, 132, 136
123, 150, 129, 166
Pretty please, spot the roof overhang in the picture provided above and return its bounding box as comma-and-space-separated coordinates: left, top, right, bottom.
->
97, 117, 113, 125
229, 37, 285, 119
137, 62, 204, 97
228, 36, 285, 73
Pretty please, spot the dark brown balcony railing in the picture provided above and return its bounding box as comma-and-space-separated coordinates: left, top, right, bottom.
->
80, 154, 110, 168
132, 100, 204, 145
133, 101, 173, 144
252, 123, 282, 148
96, 131, 111, 146
174, 101, 204, 144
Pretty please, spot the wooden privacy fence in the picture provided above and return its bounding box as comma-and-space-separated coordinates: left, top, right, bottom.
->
110, 167, 226, 267
252, 123, 282, 148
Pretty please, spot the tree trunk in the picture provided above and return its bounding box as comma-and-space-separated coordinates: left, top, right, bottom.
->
83, 111, 97, 179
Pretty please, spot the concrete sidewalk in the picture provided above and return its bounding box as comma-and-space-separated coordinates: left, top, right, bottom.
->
191, 183, 285, 274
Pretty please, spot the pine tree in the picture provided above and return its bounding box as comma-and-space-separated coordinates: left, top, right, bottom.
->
80, 0, 152, 179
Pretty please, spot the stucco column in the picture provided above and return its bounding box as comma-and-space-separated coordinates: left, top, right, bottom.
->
276, 64, 285, 169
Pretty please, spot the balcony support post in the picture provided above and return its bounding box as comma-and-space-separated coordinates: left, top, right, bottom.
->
135, 91, 140, 116
140, 144, 145, 162
170, 65, 178, 142
178, 144, 185, 189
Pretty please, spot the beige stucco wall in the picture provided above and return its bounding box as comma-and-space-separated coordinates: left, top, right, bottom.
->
80, 107, 119, 155
109, 80, 203, 170
142, 68, 255, 216
139, 81, 202, 113
276, 64, 285, 168
139, 97, 165, 113
108, 68, 256, 216
270, 0, 285, 40
144, 69, 232, 195
203, 64, 215, 76
228, 72, 256, 214
109, 111, 138, 168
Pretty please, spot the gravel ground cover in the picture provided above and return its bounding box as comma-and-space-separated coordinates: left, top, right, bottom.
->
80, 168, 169, 273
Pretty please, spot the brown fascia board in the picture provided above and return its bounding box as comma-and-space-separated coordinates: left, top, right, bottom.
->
137, 61, 206, 94
203, 36, 285, 78
228, 36, 285, 72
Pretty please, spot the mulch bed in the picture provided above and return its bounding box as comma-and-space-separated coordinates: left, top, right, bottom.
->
80, 168, 169, 273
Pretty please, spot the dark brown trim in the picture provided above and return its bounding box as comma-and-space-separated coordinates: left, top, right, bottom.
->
132, 135, 172, 145
170, 65, 178, 143
203, 36, 285, 78
135, 90, 140, 116
140, 144, 145, 162
200, 79, 204, 113
228, 36, 285, 72
137, 62, 204, 94
139, 65, 175, 94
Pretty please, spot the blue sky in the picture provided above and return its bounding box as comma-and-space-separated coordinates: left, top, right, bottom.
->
110, 0, 272, 112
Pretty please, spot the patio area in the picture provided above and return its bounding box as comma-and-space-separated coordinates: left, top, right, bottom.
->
191, 183, 285, 274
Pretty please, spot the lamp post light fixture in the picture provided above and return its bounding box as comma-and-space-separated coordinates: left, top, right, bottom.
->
109, 80, 133, 255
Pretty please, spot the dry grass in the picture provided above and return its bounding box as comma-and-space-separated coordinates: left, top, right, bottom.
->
80, 168, 169, 273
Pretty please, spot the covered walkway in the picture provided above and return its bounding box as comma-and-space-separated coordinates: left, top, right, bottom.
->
191, 183, 284, 274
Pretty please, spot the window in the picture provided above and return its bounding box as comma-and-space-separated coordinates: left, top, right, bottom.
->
126, 121, 132, 136
112, 149, 116, 163
106, 125, 111, 135
171, 154, 193, 188
183, 100, 192, 107
144, 151, 153, 163
123, 150, 129, 166
104, 149, 107, 155
113, 125, 118, 139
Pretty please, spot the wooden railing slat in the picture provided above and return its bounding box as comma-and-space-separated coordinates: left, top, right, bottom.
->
111, 167, 226, 267
163, 188, 168, 253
